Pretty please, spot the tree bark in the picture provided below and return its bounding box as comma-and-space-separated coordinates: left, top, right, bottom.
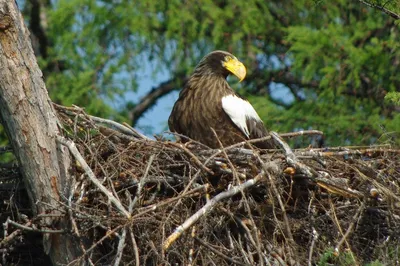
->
0, 1, 80, 264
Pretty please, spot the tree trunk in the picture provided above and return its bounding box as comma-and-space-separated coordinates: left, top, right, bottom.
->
0, 1, 80, 264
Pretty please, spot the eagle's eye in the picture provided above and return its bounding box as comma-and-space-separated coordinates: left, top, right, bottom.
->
224, 56, 233, 62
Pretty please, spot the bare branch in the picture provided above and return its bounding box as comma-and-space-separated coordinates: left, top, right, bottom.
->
358, 0, 400, 20
129, 74, 188, 126
162, 172, 265, 250
28, 0, 49, 58
335, 202, 365, 254
130, 154, 155, 210
56, 135, 131, 219
194, 237, 248, 266
248, 68, 320, 97
5, 217, 64, 234
0, 145, 12, 153
129, 227, 140, 266
114, 228, 127, 266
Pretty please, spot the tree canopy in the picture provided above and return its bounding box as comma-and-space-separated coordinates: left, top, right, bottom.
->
1, 1, 400, 264
19, 0, 400, 146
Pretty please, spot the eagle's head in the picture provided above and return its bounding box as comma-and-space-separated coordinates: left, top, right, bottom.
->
194, 50, 247, 82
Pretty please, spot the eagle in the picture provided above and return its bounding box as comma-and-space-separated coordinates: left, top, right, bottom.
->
168, 50, 275, 149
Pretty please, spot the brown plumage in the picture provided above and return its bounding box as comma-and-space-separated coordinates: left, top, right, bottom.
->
168, 50, 274, 149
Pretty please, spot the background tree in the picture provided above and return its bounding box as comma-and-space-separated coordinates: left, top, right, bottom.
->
1, 1, 399, 264
18, 0, 400, 147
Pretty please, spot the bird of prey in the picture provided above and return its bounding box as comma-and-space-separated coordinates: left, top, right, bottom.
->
168, 50, 274, 149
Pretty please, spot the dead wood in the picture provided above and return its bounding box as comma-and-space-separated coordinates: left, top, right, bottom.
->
1, 104, 398, 265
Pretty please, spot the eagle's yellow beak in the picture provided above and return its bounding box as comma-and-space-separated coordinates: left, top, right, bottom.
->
223, 57, 246, 82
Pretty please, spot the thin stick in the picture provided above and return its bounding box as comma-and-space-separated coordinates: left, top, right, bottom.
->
308, 227, 318, 266
53, 103, 150, 139
129, 227, 140, 266
0, 146, 12, 153
279, 130, 323, 138
256, 153, 294, 244
358, 0, 400, 20
122, 122, 151, 140
295, 148, 400, 157
57, 135, 131, 219
194, 237, 248, 266
335, 203, 365, 254
169, 142, 214, 175
162, 172, 265, 250
113, 227, 127, 266
67, 224, 125, 266
90, 115, 147, 139
5, 218, 64, 234
130, 154, 155, 210
270, 131, 318, 178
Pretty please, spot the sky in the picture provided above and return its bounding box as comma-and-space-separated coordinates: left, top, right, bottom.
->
14, 0, 294, 139
110, 62, 179, 137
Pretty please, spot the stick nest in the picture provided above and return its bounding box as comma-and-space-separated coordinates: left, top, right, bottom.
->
1, 105, 399, 266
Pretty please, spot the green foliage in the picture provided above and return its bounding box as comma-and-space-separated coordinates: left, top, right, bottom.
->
20, 0, 400, 146
365, 261, 384, 266
385, 91, 400, 105
317, 248, 357, 266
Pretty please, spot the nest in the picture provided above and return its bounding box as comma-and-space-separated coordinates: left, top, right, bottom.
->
1, 104, 400, 265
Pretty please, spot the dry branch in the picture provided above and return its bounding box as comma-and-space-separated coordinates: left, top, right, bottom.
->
163, 172, 265, 250
56, 135, 131, 219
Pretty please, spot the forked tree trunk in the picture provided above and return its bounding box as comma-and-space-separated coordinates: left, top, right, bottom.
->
0, 1, 80, 264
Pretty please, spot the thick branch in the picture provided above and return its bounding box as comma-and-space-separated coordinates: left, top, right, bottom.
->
247, 68, 319, 105
129, 74, 187, 126
28, 0, 49, 58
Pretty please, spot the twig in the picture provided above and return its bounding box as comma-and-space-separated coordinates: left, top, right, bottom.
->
194, 237, 248, 266
130, 154, 155, 210
0, 145, 12, 153
188, 227, 196, 266
358, 0, 400, 20
132, 184, 209, 219
122, 122, 151, 140
270, 131, 318, 178
279, 130, 323, 138
211, 128, 241, 186
328, 198, 355, 261
296, 144, 391, 151
0, 222, 25, 248
90, 114, 148, 139
67, 181, 94, 261
5, 218, 64, 234
335, 202, 365, 254
54, 103, 151, 140
295, 148, 400, 157
308, 227, 318, 266
67, 224, 126, 266
56, 135, 131, 219
129, 227, 140, 266
113, 228, 127, 266
162, 172, 265, 250
168, 142, 214, 175
255, 153, 295, 245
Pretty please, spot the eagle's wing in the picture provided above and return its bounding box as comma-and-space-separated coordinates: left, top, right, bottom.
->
221, 94, 268, 139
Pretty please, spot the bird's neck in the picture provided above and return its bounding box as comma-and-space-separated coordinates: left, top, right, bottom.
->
187, 73, 228, 92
